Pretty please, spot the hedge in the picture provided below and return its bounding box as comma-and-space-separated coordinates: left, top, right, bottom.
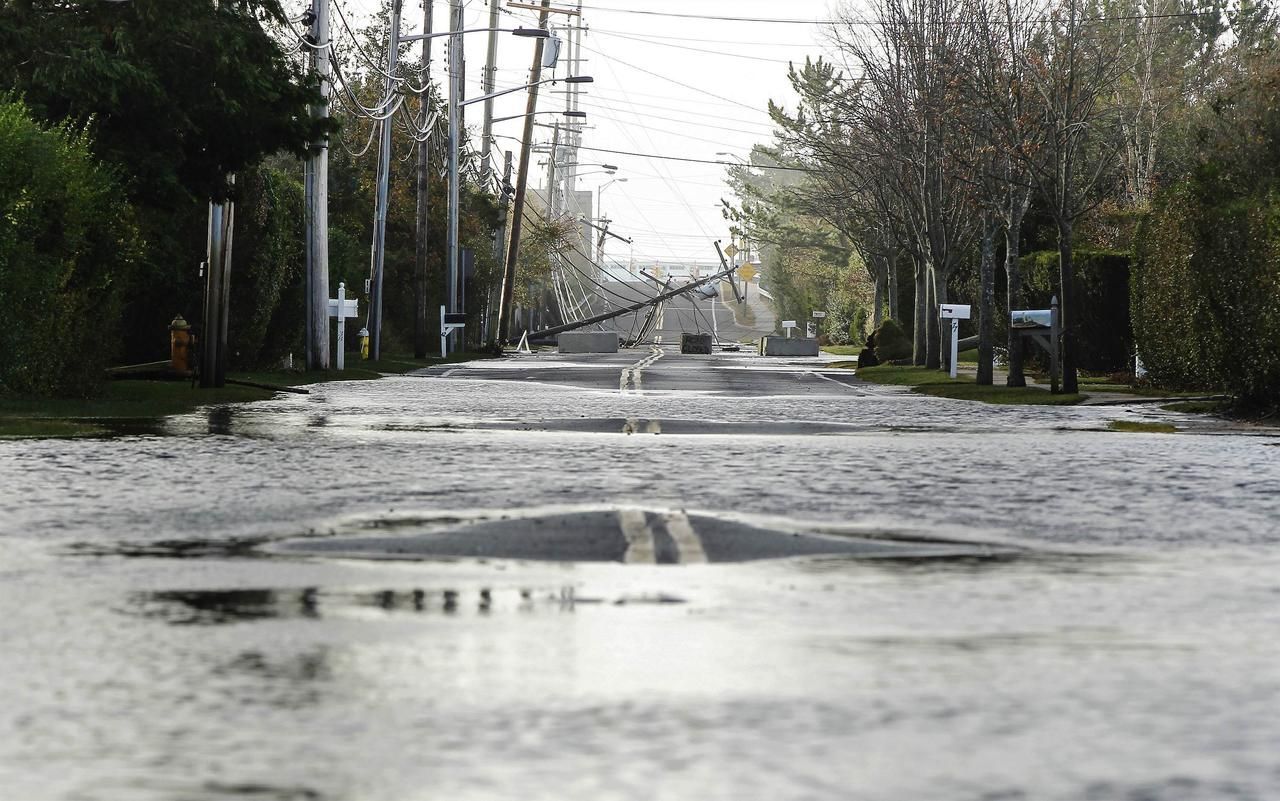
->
0, 100, 139, 396
1018, 250, 1134, 373
1133, 183, 1280, 403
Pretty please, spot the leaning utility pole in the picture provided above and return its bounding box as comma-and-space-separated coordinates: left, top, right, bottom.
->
369, 0, 403, 361
494, 0, 552, 349
413, 0, 433, 359
305, 0, 331, 370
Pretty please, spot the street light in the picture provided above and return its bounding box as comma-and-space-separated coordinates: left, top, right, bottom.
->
716, 151, 750, 165
463, 75, 592, 109
597, 177, 627, 219
492, 110, 586, 124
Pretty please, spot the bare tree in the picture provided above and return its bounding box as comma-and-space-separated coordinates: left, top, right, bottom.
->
1018, 0, 1125, 392
963, 0, 1045, 385
835, 0, 982, 369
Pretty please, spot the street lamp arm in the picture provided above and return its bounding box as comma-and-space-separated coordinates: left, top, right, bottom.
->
401, 26, 547, 43
462, 76, 591, 108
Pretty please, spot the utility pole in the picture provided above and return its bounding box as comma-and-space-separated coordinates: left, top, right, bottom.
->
546, 122, 561, 214
201, 0, 235, 388
484, 150, 513, 343
413, 0, 433, 359
305, 0, 331, 371
562, 2, 583, 237
479, 0, 501, 183
445, 0, 463, 354
369, 0, 403, 362
201, 196, 234, 388
494, 0, 552, 349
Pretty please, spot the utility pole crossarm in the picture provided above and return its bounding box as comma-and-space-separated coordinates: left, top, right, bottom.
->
579, 216, 632, 244
505, 1, 581, 15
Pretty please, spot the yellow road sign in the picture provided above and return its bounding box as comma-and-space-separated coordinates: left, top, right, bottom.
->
737, 264, 757, 282
723, 243, 739, 259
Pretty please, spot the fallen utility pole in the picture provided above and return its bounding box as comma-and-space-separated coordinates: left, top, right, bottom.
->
514, 258, 738, 344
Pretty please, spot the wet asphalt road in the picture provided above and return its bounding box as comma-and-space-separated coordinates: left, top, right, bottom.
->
2, 346, 1280, 801
429, 344, 869, 397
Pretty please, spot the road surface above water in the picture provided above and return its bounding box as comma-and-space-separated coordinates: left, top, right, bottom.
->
2, 347, 1279, 801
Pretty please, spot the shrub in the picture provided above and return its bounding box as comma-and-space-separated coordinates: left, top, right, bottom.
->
1019, 250, 1134, 373
226, 164, 306, 369
1133, 183, 1280, 403
849, 307, 869, 344
0, 100, 139, 396
873, 318, 912, 362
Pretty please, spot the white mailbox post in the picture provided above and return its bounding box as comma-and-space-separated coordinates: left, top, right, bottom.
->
938, 303, 971, 379
327, 282, 359, 371
440, 305, 466, 358
781, 320, 798, 338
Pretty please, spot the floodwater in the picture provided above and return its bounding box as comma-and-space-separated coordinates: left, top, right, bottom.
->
2, 357, 1279, 801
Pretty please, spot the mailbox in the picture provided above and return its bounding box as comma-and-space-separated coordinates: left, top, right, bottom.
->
939, 303, 972, 319
1011, 309, 1053, 328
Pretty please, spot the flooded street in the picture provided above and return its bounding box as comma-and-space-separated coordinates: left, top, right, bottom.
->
2, 350, 1279, 801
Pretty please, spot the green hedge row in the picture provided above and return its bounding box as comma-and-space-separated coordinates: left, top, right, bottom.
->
1133, 184, 1280, 403
0, 100, 139, 397
1018, 250, 1133, 373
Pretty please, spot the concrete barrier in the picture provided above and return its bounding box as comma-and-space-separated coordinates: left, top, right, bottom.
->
760, 336, 820, 357
680, 333, 713, 354
557, 331, 619, 353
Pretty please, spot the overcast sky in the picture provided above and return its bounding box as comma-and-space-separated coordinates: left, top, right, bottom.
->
324, 0, 842, 267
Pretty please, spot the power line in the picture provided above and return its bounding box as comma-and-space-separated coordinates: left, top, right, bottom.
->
591, 29, 801, 65
578, 41, 762, 113
585, 26, 822, 47
570, 3, 1219, 27
568, 4, 837, 24
571, 143, 817, 172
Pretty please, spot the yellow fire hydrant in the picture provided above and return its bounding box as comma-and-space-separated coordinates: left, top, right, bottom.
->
358, 327, 370, 360
169, 314, 192, 374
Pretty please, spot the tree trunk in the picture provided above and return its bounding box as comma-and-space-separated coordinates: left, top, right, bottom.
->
977, 214, 996, 385
872, 257, 885, 331
1005, 218, 1026, 387
925, 265, 941, 370
1057, 217, 1078, 393
887, 247, 900, 320
913, 257, 928, 364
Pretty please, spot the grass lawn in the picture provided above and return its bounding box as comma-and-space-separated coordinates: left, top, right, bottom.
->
1161, 400, 1229, 414
0, 351, 492, 439
821, 345, 863, 356
856, 365, 1086, 405
1107, 420, 1178, 433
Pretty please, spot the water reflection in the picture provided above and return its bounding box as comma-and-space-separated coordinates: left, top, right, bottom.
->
132, 585, 688, 624
138, 589, 310, 625
206, 406, 236, 436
